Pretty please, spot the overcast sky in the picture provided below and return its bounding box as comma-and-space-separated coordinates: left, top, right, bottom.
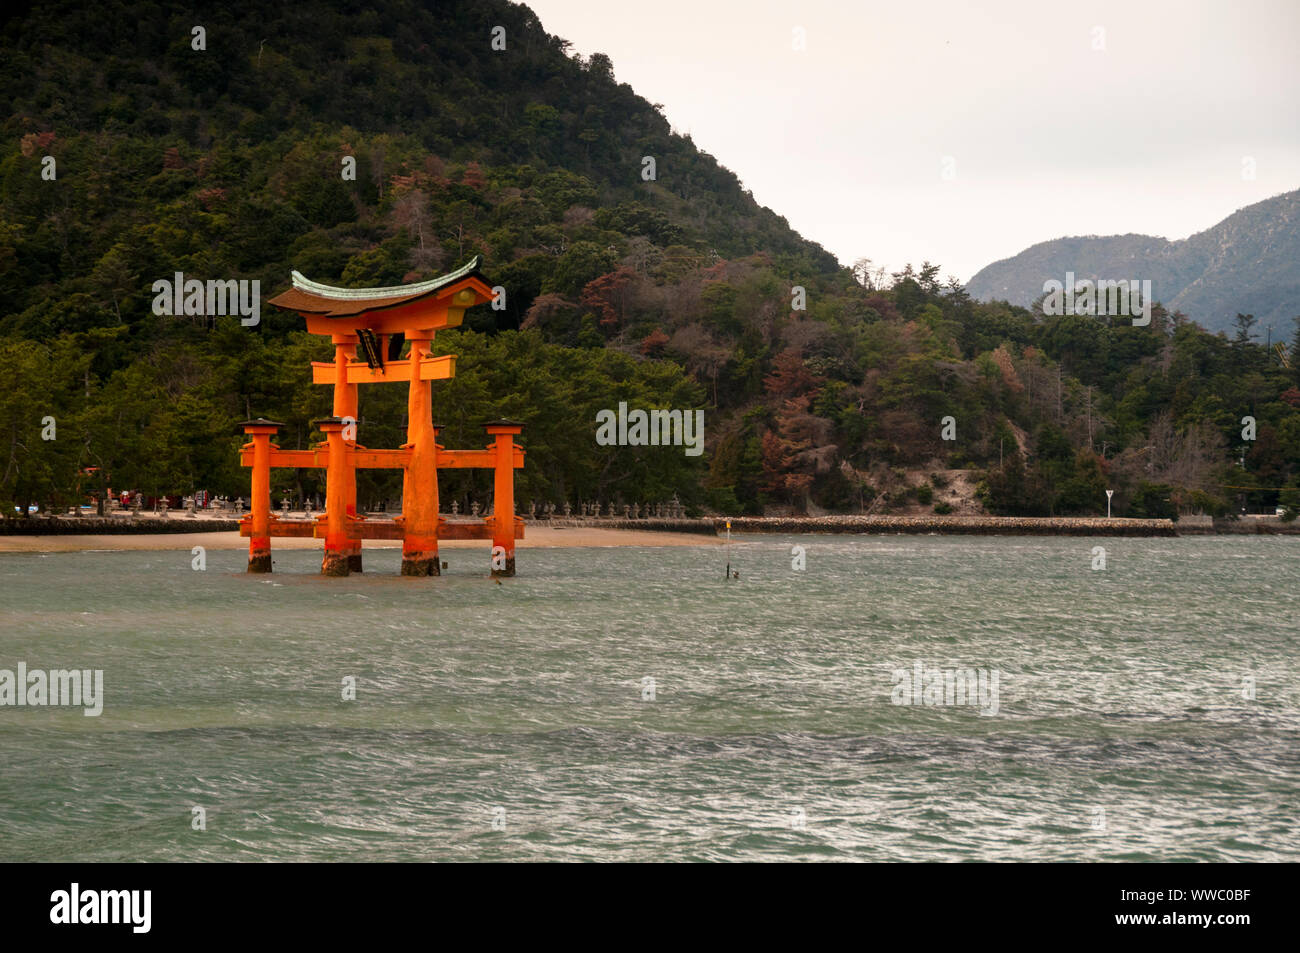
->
527, 0, 1300, 282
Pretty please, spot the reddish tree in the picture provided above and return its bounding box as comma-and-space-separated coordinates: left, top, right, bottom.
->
580, 267, 636, 329
991, 345, 1024, 392
760, 430, 791, 495
460, 161, 486, 190
864, 292, 901, 322
520, 293, 574, 330
424, 155, 447, 180
196, 187, 227, 209
761, 394, 830, 509
640, 328, 670, 357
763, 347, 824, 400
389, 172, 418, 194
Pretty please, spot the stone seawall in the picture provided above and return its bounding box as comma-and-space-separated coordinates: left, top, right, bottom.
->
534, 518, 718, 536
531, 515, 1178, 536
0, 518, 243, 535
1206, 518, 1300, 535
708, 515, 1177, 536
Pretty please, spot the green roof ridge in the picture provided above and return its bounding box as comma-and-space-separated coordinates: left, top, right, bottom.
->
289, 255, 482, 300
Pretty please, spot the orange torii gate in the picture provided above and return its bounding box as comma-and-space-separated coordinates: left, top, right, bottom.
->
237, 256, 523, 577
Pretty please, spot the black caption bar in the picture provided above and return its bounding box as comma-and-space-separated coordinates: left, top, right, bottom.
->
2, 862, 1285, 941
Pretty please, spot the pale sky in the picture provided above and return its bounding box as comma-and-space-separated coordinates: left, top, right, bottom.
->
527, 0, 1300, 282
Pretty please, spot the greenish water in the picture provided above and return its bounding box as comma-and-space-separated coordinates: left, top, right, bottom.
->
1, 536, 1297, 862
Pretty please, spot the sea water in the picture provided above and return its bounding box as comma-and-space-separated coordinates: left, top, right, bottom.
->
1, 536, 1296, 861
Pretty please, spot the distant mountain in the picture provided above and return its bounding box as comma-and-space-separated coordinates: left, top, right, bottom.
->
966, 190, 1300, 336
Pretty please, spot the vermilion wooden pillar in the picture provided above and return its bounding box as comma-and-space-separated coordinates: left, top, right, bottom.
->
331, 334, 363, 572
316, 417, 351, 576
401, 334, 440, 576
484, 420, 523, 577
239, 418, 283, 573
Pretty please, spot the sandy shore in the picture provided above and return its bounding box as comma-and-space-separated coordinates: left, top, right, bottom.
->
0, 526, 719, 553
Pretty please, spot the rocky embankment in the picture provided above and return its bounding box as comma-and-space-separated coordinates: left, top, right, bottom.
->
708, 515, 1177, 536
538, 518, 717, 536
1199, 518, 1300, 535
532, 514, 1179, 536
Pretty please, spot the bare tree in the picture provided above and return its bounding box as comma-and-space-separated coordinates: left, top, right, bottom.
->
852, 257, 875, 290
370, 143, 386, 201
520, 294, 574, 330
392, 189, 431, 254
1133, 411, 1226, 489
669, 323, 730, 406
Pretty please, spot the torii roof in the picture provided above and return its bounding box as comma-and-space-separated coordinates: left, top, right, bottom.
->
268, 255, 490, 319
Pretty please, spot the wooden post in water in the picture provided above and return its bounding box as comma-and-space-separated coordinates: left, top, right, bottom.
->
317, 418, 351, 576
239, 418, 283, 573
331, 334, 363, 572
725, 518, 731, 580
484, 420, 524, 577
401, 333, 440, 576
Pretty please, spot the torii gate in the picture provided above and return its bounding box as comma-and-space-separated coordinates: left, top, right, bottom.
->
237, 256, 523, 576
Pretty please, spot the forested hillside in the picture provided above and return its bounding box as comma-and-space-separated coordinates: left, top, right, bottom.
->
3, 0, 1300, 519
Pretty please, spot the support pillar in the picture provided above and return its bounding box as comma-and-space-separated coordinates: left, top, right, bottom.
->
316, 418, 350, 576
332, 336, 363, 572
484, 420, 523, 577
239, 419, 283, 573
401, 334, 440, 576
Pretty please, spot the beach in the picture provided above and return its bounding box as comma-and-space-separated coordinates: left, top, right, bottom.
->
5, 511, 1295, 551
0, 525, 719, 553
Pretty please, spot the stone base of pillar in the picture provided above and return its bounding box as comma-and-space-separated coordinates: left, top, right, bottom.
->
401, 555, 440, 576
248, 553, 272, 573
321, 552, 350, 576
402, 535, 439, 576
347, 551, 363, 572
491, 555, 516, 578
